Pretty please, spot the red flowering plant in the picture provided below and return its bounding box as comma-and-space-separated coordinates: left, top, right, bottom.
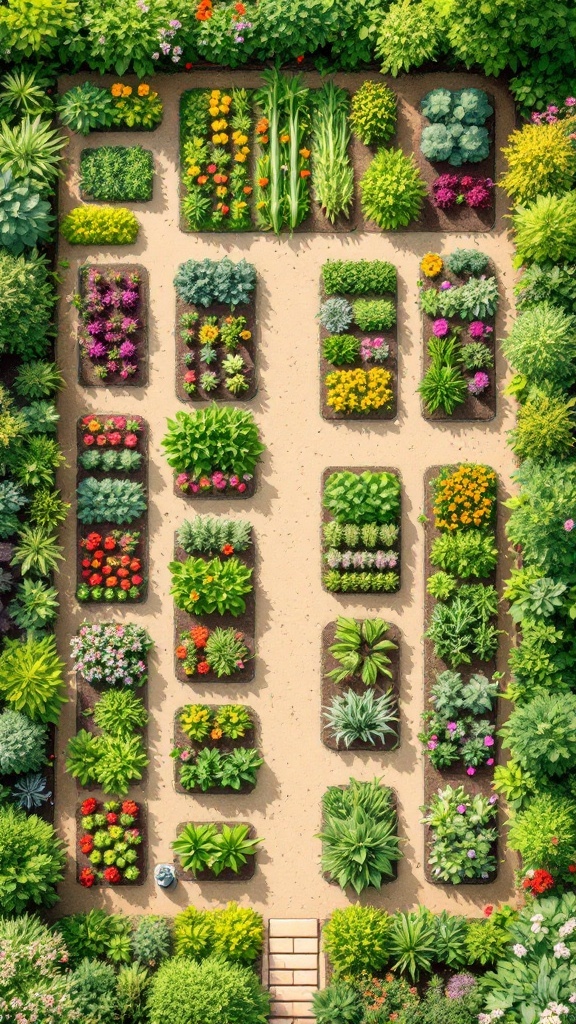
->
431, 174, 494, 210
522, 868, 555, 896
72, 268, 143, 381
79, 415, 143, 473
175, 624, 249, 677
77, 530, 145, 603
78, 798, 142, 885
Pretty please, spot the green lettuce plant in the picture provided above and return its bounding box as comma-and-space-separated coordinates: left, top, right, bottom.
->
323, 470, 401, 525
174, 257, 256, 308
162, 406, 265, 479
360, 147, 427, 229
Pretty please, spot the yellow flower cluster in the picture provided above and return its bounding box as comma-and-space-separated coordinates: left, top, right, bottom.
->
209, 90, 231, 143
199, 323, 220, 344
180, 704, 211, 733
433, 463, 497, 531
326, 368, 393, 414
420, 252, 443, 278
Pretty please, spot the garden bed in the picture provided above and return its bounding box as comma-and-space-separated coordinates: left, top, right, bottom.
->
76, 797, 147, 887
175, 295, 257, 403
172, 704, 261, 794
175, 820, 258, 882
76, 264, 148, 387
320, 620, 400, 751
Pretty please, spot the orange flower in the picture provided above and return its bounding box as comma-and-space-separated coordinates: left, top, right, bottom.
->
137, 83, 150, 97
300, 169, 311, 178
197, 175, 208, 184
210, 727, 223, 740
259, 134, 269, 144
258, 177, 269, 187
222, 543, 234, 555
280, 133, 290, 143
256, 117, 269, 133
176, 645, 187, 659
243, 185, 253, 194
111, 83, 123, 98
299, 147, 310, 158
121, 85, 132, 98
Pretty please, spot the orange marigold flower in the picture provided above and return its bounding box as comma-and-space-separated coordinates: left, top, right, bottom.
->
299, 147, 310, 158
137, 83, 150, 97
243, 185, 253, 194
280, 133, 290, 143
210, 727, 223, 739
190, 625, 209, 648
258, 177, 269, 187
111, 83, 123, 98
300, 169, 311, 178
175, 645, 188, 659
256, 117, 269, 133
121, 86, 132, 98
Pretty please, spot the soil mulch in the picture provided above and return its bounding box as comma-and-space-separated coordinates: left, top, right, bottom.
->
423, 465, 500, 886
175, 294, 257, 403
172, 705, 261, 794
319, 284, 398, 422
175, 820, 258, 882
322, 785, 399, 886
320, 620, 401, 751
420, 258, 497, 422
75, 415, 149, 603
77, 264, 149, 388
321, 465, 402, 594
172, 530, 256, 685
75, 800, 147, 887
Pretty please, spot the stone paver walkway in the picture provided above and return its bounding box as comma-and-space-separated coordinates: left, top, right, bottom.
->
266, 918, 320, 1021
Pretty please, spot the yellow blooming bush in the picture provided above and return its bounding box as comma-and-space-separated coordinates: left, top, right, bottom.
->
432, 463, 497, 531
326, 367, 393, 414
60, 205, 139, 245
500, 120, 576, 204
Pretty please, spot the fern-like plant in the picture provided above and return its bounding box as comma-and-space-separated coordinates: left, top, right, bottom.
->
177, 515, 251, 554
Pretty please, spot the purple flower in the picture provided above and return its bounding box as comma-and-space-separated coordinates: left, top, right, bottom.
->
468, 371, 490, 395
447, 721, 457, 732
484, 735, 495, 747
469, 320, 486, 338
440, 281, 452, 291
466, 766, 476, 776
456, 804, 467, 814
121, 289, 139, 309
169, 18, 182, 27
433, 318, 449, 337
446, 974, 477, 1000
565, 519, 575, 532
433, 186, 457, 209
467, 849, 476, 859
88, 341, 108, 359
489, 794, 498, 804
86, 320, 105, 336
118, 341, 136, 358
427, 740, 438, 750
160, 41, 170, 54
465, 182, 494, 209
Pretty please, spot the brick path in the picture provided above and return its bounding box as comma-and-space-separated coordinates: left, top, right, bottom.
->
266, 918, 320, 1021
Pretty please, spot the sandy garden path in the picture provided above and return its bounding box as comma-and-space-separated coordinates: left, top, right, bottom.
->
53, 70, 518, 922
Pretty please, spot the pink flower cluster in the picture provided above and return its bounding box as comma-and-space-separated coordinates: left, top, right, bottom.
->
78, 268, 142, 381
175, 470, 253, 494
432, 174, 494, 210
468, 371, 490, 396
469, 320, 493, 339
531, 98, 576, 124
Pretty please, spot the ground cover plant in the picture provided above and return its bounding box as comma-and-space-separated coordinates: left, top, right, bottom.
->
172, 702, 262, 793
58, 81, 163, 133
322, 468, 401, 593
60, 205, 140, 245
173, 821, 263, 880
73, 266, 146, 385
79, 145, 154, 202
318, 777, 400, 893
175, 256, 256, 402
322, 616, 399, 750
76, 796, 144, 887
418, 250, 497, 418
319, 258, 397, 419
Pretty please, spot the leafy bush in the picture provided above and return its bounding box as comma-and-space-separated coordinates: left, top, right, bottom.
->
131, 915, 171, 969
69, 958, 117, 1024
501, 121, 576, 204
512, 191, 576, 265
0, 0, 76, 58
318, 297, 353, 333
322, 259, 397, 296
179, 747, 262, 793
506, 459, 576, 577
0, 805, 65, 912
422, 88, 492, 127
323, 470, 401, 525
174, 257, 256, 308
353, 298, 396, 331
323, 905, 389, 977
323, 334, 360, 365
77, 477, 147, 525
0, 169, 53, 254
419, 337, 468, 415
508, 388, 574, 462
92, 689, 148, 739
53, 909, 131, 965
460, 341, 493, 371
0, 115, 66, 189
173, 902, 262, 966
503, 302, 576, 390
360, 147, 427, 229
430, 670, 498, 718
0, 250, 54, 359
0, 709, 47, 775
506, 794, 576, 877
501, 692, 576, 780
465, 907, 515, 966
516, 261, 576, 317
178, 515, 251, 554
147, 955, 270, 1024
323, 688, 398, 747
172, 823, 262, 877
423, 785, 498, 884
313, 982, 363, 1024
57, 82, 117, 135
170, 555, 252, 615
162, 406, 265, 479
327, 617, 397, 686
434, 276, 498, 320
430, 529, 497, 578
445, 249, 490, 276
80, 145, 153, 202
9, 578, 59, 631
0, 635, 65, 724
425, 583, 499, 666
60, 205, 140, 245
349, 81, 397, 145
376, 0, 442, 75
14, 360, 63, 399
318, 778, 400, 893
386, 909, 438, 981
70, 622, 152, 688
66, 730, 147, 795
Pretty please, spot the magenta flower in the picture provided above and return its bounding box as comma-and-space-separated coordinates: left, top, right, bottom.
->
176, 473, 189, 488
489, 794, 498, 804
566, 97, 576, 106
439, 280, 452, 291
433, 318, 449, 337
486, 757, 494, 766
447, 721, 457, 732
427, 740, 438, 750
484, 735, 495, 747
466, 766, 476, 776
565, 519, 575, 532
468, 371, 490, 395
433, 186, 457, 209
469, 320, 486, 338
457, 804, 467, 814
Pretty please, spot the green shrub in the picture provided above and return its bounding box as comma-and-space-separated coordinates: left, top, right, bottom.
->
0, 635, 65, 724
0, 0, 76, 58
174, 257, 256, 308
11, 524, 63, 575
506, 459, 576, 578
434, 276, 498, 320
322, 259, 397, 296
387, 908, 437, 980
57, 82, 117, 135
465, 908, 516, 967
360, 148, 427, 229
318, 297, 353, 333
430, 670, 498, 718
445, 249, 490, 276
323, 688, 398, 747
0, 115, 67, 189
516, 261, 576, 317
460, 342, 493, 371
60, 205, 139, 245
178, 515, 251, 555
425, 583, 499, 666
376, 0, 442, 75
80, 145, 154, 202
501, 692, 576, 780
323, 470, 401, 525
147, 956, 270, 1024
318, 778, 400, 893
76, 477, 147, 525
0, 709, 47, 775
313, 982, 363, 1024
92, 689, 148, 739
131, 915, 171, 969
507, 794, 576, 875
69, 958, 117, 1024
161, 406, 265, 479
349, 81, 397, 145
211, 903, 263, 965
173, 906, 214, 960
0, 169, 53, 254
323, 905, 390, 977
0, 805, 65, 912
9, 578, 59, 631
326, 616, 397, 686
419, 345, 468, 415
423, 785, 498, 884
14, 360, 64, 399
353, 298, 396, 331
169, 555, 252, 616
430, 529, 497, 579
172, 823, 262, 877
501, 121, 576, 204
512, 191, 576, 265
508, 388, 574, 462
0, 251, 54, 359
503, 302, 576, 390
323, 334, 360, 366
0, 479, 26, 538
65, 730, 147, 796
53, 909, 131, 965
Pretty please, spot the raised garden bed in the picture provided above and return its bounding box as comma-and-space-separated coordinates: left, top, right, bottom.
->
172, 703, 262, 794
76, 796, 146, 887
79, 145, 154, 203
175, 298, 257, 403
74, 264, 148, 387
174, 820, 260, 882
319, 780, 400, 891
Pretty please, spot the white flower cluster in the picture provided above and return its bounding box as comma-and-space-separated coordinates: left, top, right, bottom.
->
478, 1011, 504, 1023
559, 918, 576, 939
553, 941, 571, 960
539, 1002, 570, 1024
513, 943, 528, 957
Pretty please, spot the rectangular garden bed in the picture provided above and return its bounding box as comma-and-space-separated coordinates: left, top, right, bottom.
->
75, 265, 149, 388
172, 704, 261, 794
175, 294, 257, 403
175, 820, 258, 882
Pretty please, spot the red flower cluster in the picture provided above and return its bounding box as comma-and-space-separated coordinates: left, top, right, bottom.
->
103, 866, 122, 884
81, 415, 141, 449
81, 797, 98, 815
79, 867, 96, 887
122, 800, 139, 817
78, 531, 143, 602
195, 0, 212, 18
522, 868, 555, 895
